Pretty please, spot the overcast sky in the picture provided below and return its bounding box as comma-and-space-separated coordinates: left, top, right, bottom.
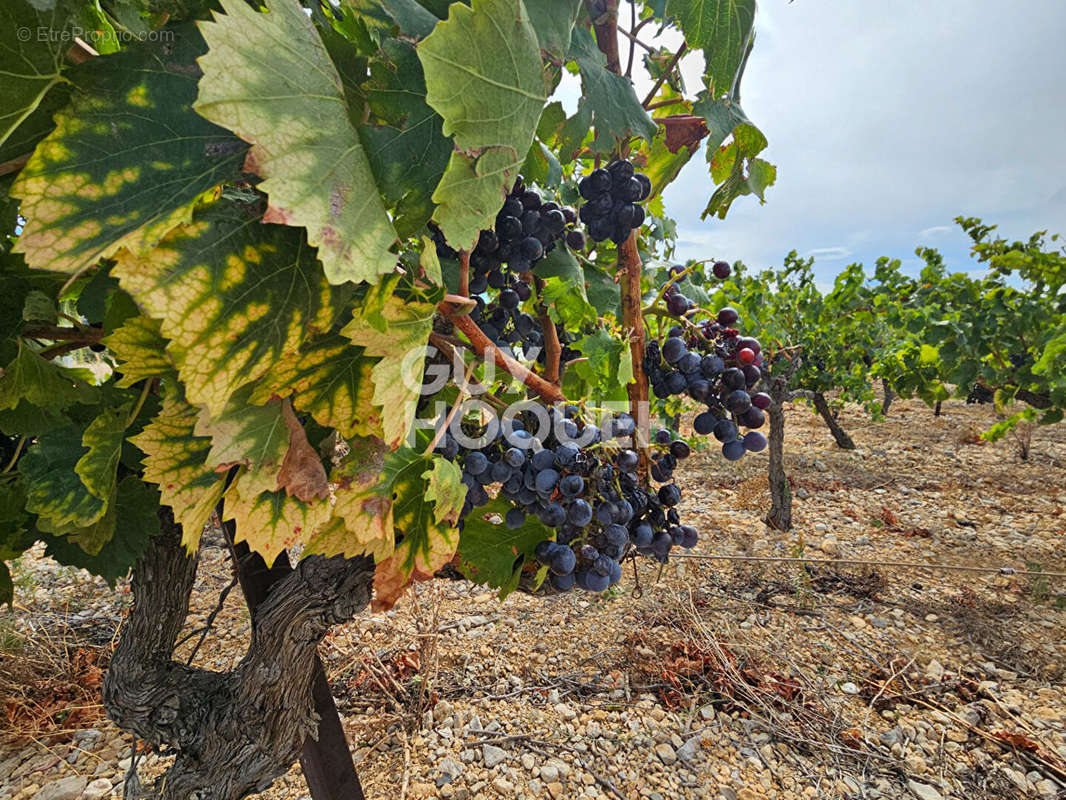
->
629, 1, 1066, 282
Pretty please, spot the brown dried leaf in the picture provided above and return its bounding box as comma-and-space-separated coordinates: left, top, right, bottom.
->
660, 114, 710, 153
276, 397, 329, 502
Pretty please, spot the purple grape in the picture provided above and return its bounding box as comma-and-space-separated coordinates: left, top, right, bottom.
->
743, 431, 767, 452
712, 260, 731, 279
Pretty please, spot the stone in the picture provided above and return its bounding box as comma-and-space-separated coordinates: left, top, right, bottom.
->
439, 756, 463, 780
546, 782, 564, 799
840, 682, 859, 694
677, 734, 703, 762
30, 777, 87, 800
492, 778, 514, 795
80, 779, 112, 800
520, 754, 535, 771
819, 535, 840, 556
925, 660, 945, 681
482, 745, 508, 768
539, 764, 559, 782
654, 742, 676, 765
814, 459, 828, 472
906, 780, 942, 800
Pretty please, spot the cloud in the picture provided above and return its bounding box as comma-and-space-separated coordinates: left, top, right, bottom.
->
919, 226, 954, 238
803, 247, 852, 261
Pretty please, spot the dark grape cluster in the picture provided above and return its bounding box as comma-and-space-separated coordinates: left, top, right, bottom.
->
644, 271, 768, 462
431, 176, 582, 290
434, 406, 697, 594
577, 159, 651, 245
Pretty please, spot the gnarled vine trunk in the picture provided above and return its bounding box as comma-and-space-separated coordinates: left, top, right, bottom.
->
812, 391, 856, 450
881, 378, 894, 415
765, 374, 792, 531
103, 511, 374, 800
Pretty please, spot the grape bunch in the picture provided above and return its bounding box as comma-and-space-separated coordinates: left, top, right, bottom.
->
644, 272, 769, 462
431, 176, 583, 292
434, 406, 698, 594
577, 159, 651, 245
464, 288, 581, 366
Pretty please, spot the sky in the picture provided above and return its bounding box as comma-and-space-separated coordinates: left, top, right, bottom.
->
615, 1, 1066, 283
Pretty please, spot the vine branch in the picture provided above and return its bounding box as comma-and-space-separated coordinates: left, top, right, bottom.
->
641, 43, 688, 109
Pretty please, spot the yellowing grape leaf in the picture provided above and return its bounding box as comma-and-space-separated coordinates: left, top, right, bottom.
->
194, 386, 289, 499
341, 294, 435, 448
196, 0, 398, 285
370, 449, 463, 609
103, 314, 174, 387
418, 0, 546, 248
223, 470, 331, 566
112, 202, 332, 416
307, 437, 394, 562
75, 403, 129, 501
248, 334, 383, 440
424, 457, 465, 526
130, 391, 225, 552
276, 398, 329, 502
12, 25, 246, 276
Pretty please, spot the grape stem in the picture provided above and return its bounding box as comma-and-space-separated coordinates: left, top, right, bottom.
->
458, 250, 470, 297
437, 300, 566, 403
529, 274, 562, 385
1, 437, 26, 474
427, 333, 509, 412
641, 43, 688, 109
21, 324, 104, 343
424, 358, 479, 456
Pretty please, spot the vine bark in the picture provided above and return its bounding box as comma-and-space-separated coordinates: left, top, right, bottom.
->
103, 511, 375, 800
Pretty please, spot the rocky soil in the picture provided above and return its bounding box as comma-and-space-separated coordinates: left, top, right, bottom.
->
2, 398, 1065, 800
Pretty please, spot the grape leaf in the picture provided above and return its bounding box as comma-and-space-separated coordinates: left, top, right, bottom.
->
103, 314, 175, 388
75, 403, 129, 501
692, 91, 749, 151
223, 470, 331, 566
562, 328, 632, 403
568, 28, 657, 152
130, 391, 225, 552
361, 39, 452, 238
276, 398, 329, 502
524, 0, 583, 61
196, 0, 398, 286
342, 0, 439, 39
42, 476, 161, 584
0, 341, 97, 411
455, 497, 550, 593
12, 25, 247, 276
419, 0, 546, 248
194, 387, 289, 499
665, 0, 755, 96
424, 457, 465, 526
18, 424, 107, 528
308, 436, 394, 561
22, 291, 57, 324
341, 294, 435, 449
249, 334, 383, 440
112, 203, 332, 417
0, 564, 11, 609
430, 149, 520, 251
371, 449, 463, 609
0, 0, 71, 163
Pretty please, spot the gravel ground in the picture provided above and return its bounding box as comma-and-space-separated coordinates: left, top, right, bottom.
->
2, 398, 1064, 800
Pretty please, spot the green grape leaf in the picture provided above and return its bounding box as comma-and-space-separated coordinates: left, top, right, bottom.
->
0, 481, 32, 558
419, 235, 444, 286
562, 328, 632, 403
0, 400, 70, 437
584, 264, 621, 320
196, 0, 398, 285
541, 275, 597, 329
0, 0, 71, 163
0, 564, 10, 609
524, 0, 583, 61
249, 334, 383, 440
103, 314, 174, 388
341, 294, 435, 448
223, 469, 331, 566
361, 39, 452, 239
419, 0, 546, 248
42, 476, 161, 584
194, 387, 289, 499
22, 291, 57, 324
568, 28, 657, 152
430, 149, 520, 250
309, 436, 394, 562
18, 424, 106, 528
12, 25, 247, 276
455, 496, 550, 594
666, 0, 754, 97
692, 91, 749, 151
342, 0, 439, 39
0, 341, 97, 411
521, 141, 563, 188
130, 391, 225, 552
75, 403, 129, 501
112, 203, 332, 417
